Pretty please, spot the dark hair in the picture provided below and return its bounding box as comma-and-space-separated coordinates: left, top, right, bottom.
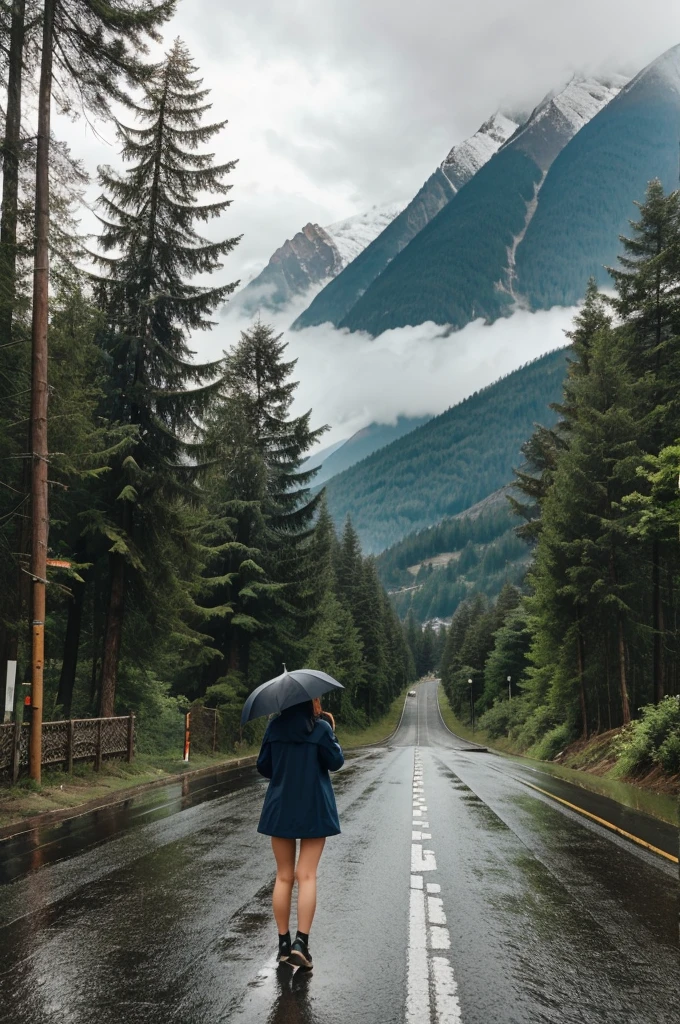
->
281, 700, 315, 733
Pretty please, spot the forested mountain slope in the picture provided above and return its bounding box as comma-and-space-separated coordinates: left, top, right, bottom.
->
339, 77, 623, 336
311, 415, 430, 486
516, 46, 680, 306
378, 495, 530, 623
292, 114, 519, 330
324, 348, 568, 552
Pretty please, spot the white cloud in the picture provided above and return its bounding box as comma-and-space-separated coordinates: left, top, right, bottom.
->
199, 295, 579, 447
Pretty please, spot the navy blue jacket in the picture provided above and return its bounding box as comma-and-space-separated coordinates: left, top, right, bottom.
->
256, 703, 344, 839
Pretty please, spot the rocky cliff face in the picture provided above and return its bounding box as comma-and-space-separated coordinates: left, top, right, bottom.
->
234, 223, 343, 313
232, 205, 404, 315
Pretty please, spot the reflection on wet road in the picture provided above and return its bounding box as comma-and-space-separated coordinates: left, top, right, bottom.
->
0, 681, 677, 1024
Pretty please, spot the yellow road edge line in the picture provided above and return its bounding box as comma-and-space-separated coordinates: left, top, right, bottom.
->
521, 780, 678, 864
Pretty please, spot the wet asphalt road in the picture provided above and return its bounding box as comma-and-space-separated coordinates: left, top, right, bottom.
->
0, 681, 678, 1024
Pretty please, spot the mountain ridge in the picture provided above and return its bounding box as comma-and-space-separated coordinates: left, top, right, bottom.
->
339, 73, 626, 336
291, 112, 520, 331
231, 202, 404, 315
323, 348, 568, 553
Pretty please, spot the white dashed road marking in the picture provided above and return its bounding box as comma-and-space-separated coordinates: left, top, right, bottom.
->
406, 747, 463, 1024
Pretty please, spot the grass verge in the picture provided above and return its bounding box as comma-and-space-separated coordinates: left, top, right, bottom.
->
0, 746, 260, 833
336, 687, 409, 749
437, 686, 679, 825
436, 690, 517, 753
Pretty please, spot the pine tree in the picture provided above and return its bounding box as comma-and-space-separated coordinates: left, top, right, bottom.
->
529, 326, 641, 730
202, 321, 325, 687
304, 498, 365, 725
509, 424, 566, 542
92, 38, 239, 715
607, 180, 680, 703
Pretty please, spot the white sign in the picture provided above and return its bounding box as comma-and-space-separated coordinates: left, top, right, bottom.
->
4, 660, 17, 722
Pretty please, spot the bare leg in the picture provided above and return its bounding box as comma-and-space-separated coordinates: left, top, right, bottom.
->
295, 837, 326, 934
271, 837, 296, 934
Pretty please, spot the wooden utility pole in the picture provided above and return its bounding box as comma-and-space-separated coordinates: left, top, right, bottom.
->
28, 0, 56, 782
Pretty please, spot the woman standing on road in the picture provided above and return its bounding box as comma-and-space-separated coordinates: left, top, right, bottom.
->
256, 697, 344, 970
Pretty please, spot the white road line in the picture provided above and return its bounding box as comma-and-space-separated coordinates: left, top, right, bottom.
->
406, 748, 464, 1024
406, 888, 430, 1023
432, 957, 463, 1024
411, 844, 437, 872
427, 897, 447, 925
430, 926, 451, 949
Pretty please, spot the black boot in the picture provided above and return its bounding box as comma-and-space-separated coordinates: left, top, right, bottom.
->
288, 930, 312, 969
277, 931, 292, 964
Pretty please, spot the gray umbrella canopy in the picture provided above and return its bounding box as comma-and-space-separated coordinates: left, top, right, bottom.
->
241, 669, 344, 726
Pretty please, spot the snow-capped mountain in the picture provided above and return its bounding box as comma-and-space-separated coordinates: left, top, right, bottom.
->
292, 112, 520, 331
504, 74, 628, 169
516, 44, 680, 307
325, 203, 405, 265
338, 72, 630, 337
230, 202, 404, 315
441, 112, 519, 189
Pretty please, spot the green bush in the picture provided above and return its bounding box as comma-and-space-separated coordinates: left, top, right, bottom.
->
135, 692, 187, 755
528, 723, 574, 762
656, 731, 680, 774
510, 703, 557, 752
477, 697, 527, 739
613, 697, 680, 776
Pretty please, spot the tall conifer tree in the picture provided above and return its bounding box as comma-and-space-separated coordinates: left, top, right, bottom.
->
93, 38, 239, 715
202, 322, 325, 687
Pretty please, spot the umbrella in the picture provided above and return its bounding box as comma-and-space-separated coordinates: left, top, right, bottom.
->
241, 667, 344, 726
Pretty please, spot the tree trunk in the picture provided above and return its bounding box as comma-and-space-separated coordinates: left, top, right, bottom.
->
576, 626, 588, 739
651, 540, 664, 703
228, 630, 240, 673
28, 0, 56, 781
0, 0, 27, 716
99, 553, 125, 717
617, 617, 631, 726
0, 0, 26, 340
57, 577, 86, 718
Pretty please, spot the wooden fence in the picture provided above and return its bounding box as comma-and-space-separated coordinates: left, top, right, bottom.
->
0, 714, 135, 783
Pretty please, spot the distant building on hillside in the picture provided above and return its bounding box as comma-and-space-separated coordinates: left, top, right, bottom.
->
422, 617, 451, 633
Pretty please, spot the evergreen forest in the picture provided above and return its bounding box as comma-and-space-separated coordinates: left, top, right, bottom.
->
324, 349, 567, 553
0, 5, 413, 757
440, 183, 680, 774
516, 69, 680, 308
341, 148, 542, 335
379, 501, 531, 623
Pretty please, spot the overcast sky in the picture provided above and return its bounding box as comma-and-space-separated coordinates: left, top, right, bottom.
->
53, 1, 680, 443
59, 0, 680, 286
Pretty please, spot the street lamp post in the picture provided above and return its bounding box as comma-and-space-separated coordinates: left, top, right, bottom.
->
507, 675, 512, 700
468, 677, 474, 734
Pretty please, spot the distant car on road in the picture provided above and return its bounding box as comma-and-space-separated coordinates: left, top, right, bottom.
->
408, 690, 417, 696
